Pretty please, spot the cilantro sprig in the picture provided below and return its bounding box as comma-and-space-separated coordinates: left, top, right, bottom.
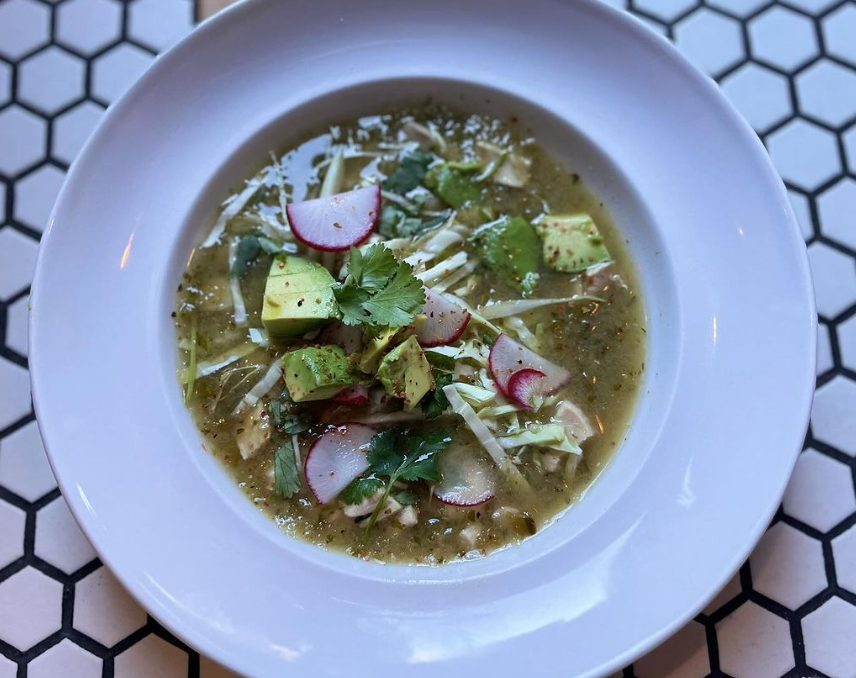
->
334, 244, 425, 328
274, 440, 301, 499
344, 428, 452, 540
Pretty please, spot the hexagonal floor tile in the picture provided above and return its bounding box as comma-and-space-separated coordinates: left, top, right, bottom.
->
634, 621, 710, 677
704, 573, 742, 615
114, 634, 188, 678
812, 376, 856, 456
35, 496, 97, 574
721, 63, 792, 134
5, 295, 28, 357
823, 4, 856, 69
74, 566, 147, 647
833, 526, 856, 596
818, 179, 856, 251
707, 0, 766, 19
716, 601, 795, 678
13, 165, 66, 233
0, 182, 5, 223
0, 356, 31, 431
806, 242, 856, 319
840, 314, 856, 373
749, 6, 819, 72
92, 44, 155, 104
0, 420, 56, 502
803, 597, 856, 678
750, 522, 826, 609
785, 0, 840, 12
56, 0, 122, 57
0, 62, 11, 108
797, 61, 856, 128
53, 102, 105, 166
0, 0, 50, 60
784, 449, 856, 533
200, 656, 243, 678
0, 107, 47, 177
0, 567, 63, 651
129, 0, 193, 52
817, 322, 833, 375
17, 47, 86, 116
28, 639, 102, 678
0, 229, 38, 300
633, 0, 697, 22
0, 500, 25, 569
845, 125, 856, 173
767, 120, 841, 192
0, 655, 14, 678
673, 8, 744, 77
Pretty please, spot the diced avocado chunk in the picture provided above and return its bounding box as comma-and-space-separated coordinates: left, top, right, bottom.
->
377, 336, 434, 408
281, 345, 355, 402
469, 216, 542, 292
535, 214, 611, 273
261, 255, 337, 338
425, 165, 481, 208
358, 326, 401, 374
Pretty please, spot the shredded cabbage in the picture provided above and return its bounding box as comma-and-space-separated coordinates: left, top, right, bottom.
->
478, 404, 521, 419
480, 296, 601, 320
499, 424, 582, 455
433, 260, 477, 292
201, 180, 263, 248
416, 251, 468, 286
248, 327, 269, 347
234, 358, 283, 415
503, 316, 540, 351
453, 383, 495, 408
179, 342, 258, 384
228, 239, 248, 326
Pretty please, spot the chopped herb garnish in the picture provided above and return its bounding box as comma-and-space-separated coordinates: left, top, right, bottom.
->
274, 441, 300, 498
360, 428, 451, 539
334, 244, 425, 328
341, 473, 384, 505
422, 371, 453, 419
393, 489, 420, 506
231, 236, 262, 276
382, 151, 433, 194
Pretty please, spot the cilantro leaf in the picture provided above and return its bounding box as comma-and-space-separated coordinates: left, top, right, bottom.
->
383, 151, 433, 194
361, 428, 452, 540
335, 247, 424, 328
358, 244, 399, 291
422, 372, 453, 419
365, 429, 400, 477
334, 285, 371, 326
361, 264, 425, 327
268, 391, 312, 434
393, 489, 419, 505
341, 474, 385, 505
274, 442, 300, 498
231, 236, 262, 276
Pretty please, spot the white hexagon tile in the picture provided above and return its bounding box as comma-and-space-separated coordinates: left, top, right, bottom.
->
2, 1, 856, 677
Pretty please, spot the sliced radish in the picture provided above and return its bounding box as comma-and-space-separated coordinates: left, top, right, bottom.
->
507, 368, 547, 409
488, 334, 571, 397
304, 424, 375, 504
332, 384, 369, 407
318, 321, 363, 354
287, 185, 380, 252
415, 288, 471, 347
433, 446, 496, 507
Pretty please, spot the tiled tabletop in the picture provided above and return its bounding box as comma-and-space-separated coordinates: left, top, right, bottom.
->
1, 0, 855, 676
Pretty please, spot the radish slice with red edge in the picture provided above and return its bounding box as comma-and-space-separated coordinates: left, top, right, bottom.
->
507, 368, 547, 409
304, 424, 375, 504
433, 446, 496, 507
318, 321, 363, 354
286, 185, 380, 252
488, 333, 572, 397
415, 288, 471, 347
332, 384, 369, 407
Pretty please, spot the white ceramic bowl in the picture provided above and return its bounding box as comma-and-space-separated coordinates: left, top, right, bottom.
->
29, 0, 816, 676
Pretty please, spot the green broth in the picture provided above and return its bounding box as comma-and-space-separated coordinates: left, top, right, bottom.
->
175, 109, 645, 564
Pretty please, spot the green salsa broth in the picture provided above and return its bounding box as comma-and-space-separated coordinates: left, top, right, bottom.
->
175, 108, 645, 564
